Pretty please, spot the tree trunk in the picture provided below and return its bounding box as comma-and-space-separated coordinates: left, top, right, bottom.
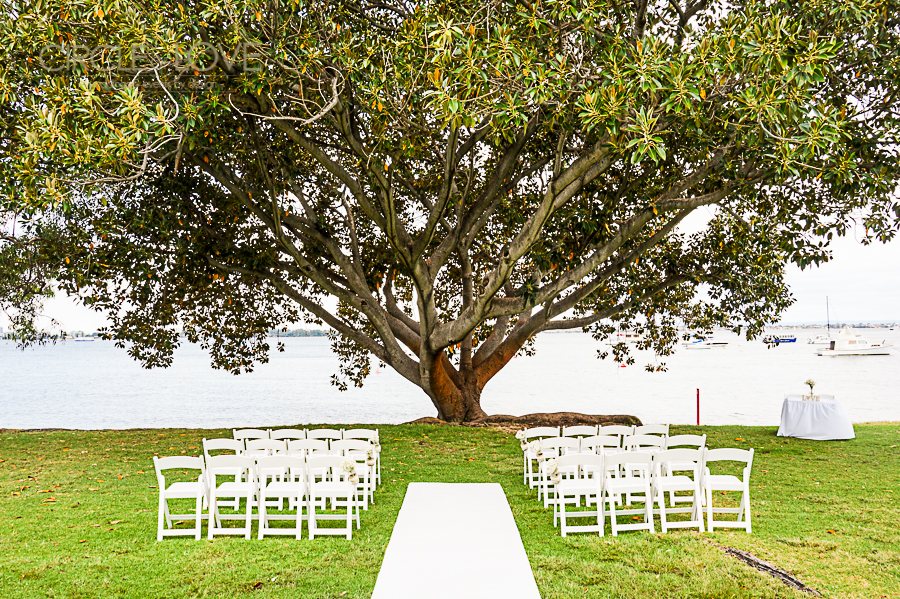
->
426, 353, 488, 422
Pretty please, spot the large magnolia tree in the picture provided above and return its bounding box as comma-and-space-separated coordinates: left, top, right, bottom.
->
2, 1, 899, 421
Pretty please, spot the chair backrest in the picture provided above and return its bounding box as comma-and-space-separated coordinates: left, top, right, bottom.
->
256, 455, 306, 482
539, 437, 581, 452
557, 453, 605, 479
562, 425, 598, 438
624, 434, 665, 451
603, 450, 652, 473
306, 455, 353, 482
154, 456, 205, 485
233, 429, 269, 448
579, 435, 620, 453
245, 438, 288, 455
653, 448, 704, 476
269, 428, 306, 441
705, 447, 754, 468
306, 428, 343, 441
287, 439, 330, 455
597, 425, 635, 438
203, 438, 243, 460
665, 434, 706, 450
634, 424, 669, 436
205, 454, 256, 484
331, 439, 372, 455
343, 428, 378, 441
524, 427, 560, 439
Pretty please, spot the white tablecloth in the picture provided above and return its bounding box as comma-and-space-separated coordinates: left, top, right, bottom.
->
777, 395, 855, 440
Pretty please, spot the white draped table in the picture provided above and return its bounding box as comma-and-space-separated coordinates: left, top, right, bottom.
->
777, 394, 855, 441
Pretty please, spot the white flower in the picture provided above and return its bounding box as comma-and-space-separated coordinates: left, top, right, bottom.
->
340, 459, 356, 475
515, 430, 527, 441
545, 458, 559, 475
528, 440, 542, 454
366, 448, 375, 460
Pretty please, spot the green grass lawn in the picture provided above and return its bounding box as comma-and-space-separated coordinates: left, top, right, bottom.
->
1, 423, 898, 598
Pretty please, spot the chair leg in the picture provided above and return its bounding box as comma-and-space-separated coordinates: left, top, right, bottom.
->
258, 493, 267, 540
608, 495, 618, 537
208, 496, 218, 540
645, 485, 655, 534
705, 487, 714, 533
743, 486, 752, 533
157, 494, 165, 542
598, 493, 605, 537
658, 491, 668, 533
560, 496, 567, 538
346, 496, 353, 540
244, 493, 253, 540
194, 493, 203, 540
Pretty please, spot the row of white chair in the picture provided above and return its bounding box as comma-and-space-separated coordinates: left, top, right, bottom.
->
536, 447, 753, 537
214, 433, 382, 487
520, 424, 669, 442
155, 438, 380, 541
233, 428, 379, 445
520, 428, 689, 489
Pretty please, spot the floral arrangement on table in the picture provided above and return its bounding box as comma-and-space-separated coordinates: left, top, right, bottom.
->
803, 379, 820, 401
528, 439, 544, 460
545, 458, 561, 484
515, 430, 528, 450
340, 459, 359, 484
366, 448, 376, 466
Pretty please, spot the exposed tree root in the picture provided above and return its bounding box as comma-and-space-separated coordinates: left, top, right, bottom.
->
404, 412, 642, 428
723, 546, 822, 596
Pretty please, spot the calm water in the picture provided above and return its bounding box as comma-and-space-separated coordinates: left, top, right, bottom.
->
1, 329, 898, 429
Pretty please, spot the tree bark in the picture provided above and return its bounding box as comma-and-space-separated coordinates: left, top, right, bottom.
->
427, 352, 488, 422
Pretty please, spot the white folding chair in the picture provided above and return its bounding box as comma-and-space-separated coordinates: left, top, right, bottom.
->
206, 455, 257, 539
621, 435, 665, 504
342, 429, 380, 485
562, 425, 599, 439
521, 427, 560, 488
245, 438, 287, 458
154, 456, 207, 541
602, 452, 654, 536
332, 439, 376, 508
663, 434, 707, 504
652, 449, 705, 532
634, 424, 669, 437
270, 429, 306, 441
233, 428, 269, 450
256, 455, 308, 539
306, 456, 360, 540
702, 448, 754, 533
552, 454, 605, 537
202, 438, 244, 509
537, 437, 581, 505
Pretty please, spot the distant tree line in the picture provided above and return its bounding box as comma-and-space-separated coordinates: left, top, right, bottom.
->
269, 329, 328, 338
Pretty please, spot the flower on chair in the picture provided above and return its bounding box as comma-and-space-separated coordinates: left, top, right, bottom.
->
340, 460, 357, 476
515, 430, 527, 441
545, 458, 561, 483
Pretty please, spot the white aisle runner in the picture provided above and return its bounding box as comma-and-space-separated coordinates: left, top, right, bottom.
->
372, 483, 541, 599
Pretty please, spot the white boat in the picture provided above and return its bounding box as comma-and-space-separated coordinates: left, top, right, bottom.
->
682, 334, 728, 349
807, 333, 832, 345
816, 328, 892, 356
615, 332, 644, 343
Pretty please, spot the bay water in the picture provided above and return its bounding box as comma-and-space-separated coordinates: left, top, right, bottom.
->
1, 328, 897, 429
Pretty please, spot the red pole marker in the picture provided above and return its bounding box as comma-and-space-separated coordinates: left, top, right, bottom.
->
696, 388, 700, 426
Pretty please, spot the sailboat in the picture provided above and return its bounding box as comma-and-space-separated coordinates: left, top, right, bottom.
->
808, 296, 834, 345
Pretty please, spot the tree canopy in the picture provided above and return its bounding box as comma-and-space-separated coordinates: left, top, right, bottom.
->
2, 0, 899, 420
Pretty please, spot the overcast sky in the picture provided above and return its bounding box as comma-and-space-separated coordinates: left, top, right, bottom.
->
2, 230, 896, 334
